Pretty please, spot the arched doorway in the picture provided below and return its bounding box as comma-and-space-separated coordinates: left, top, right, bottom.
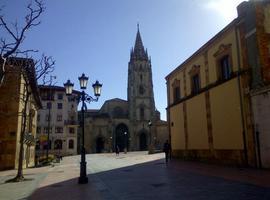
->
115, 124, 129, 152
140, 132, 147, 150
96, 137, 104, 153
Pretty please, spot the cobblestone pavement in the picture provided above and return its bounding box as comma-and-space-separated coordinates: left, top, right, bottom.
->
1, 152, 270, 200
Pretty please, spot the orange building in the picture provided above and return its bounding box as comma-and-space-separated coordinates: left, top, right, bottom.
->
166, 0, 270, 168
0, 58, 41, 170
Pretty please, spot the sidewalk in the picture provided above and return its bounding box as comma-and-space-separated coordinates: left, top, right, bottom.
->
0, 165, 51, 200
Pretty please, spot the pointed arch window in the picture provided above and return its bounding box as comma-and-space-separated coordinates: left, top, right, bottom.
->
140, 107, 145, 120
139, 85, 145, 95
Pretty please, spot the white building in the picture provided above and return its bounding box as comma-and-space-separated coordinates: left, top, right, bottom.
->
36, 85, 80, 157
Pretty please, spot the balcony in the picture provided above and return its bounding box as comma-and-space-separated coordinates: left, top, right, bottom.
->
64, 120, 78, 126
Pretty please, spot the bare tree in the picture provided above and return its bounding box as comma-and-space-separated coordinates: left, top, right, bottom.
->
0, 0, 44, 84
14, 56, 55, 181
0, 0, 56, 181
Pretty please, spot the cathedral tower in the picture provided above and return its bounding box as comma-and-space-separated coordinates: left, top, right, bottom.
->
128, 25, 156, 150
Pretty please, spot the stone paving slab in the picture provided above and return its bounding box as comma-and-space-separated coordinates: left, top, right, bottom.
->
93, 158, 270, 200
0, 166, 50, 200
1, 152, 270, 200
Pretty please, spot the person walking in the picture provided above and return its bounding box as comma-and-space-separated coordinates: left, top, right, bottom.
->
163, 140, 171, 164
115, 145, 120, 156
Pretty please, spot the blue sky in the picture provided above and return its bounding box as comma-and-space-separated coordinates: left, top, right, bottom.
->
1, 0, 244, 120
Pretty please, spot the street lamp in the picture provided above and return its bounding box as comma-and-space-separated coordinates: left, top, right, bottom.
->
64, 73, 102, 184
124, 132, 127, 154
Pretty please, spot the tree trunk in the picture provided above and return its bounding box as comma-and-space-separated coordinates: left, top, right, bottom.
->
14, 87, 30, 181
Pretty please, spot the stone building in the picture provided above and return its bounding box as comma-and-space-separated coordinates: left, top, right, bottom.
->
0, 58, 41, 170
36, 85, 80, 157
166, 0, 270, 168
82, 28, 168, 153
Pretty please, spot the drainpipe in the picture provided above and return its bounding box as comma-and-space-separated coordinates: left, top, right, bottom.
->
235, 25, 248, 166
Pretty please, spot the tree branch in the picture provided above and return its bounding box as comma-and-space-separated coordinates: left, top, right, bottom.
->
0, 0, 45, 58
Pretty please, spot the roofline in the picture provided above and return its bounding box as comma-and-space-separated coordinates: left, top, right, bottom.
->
38, 85, 81, 95
104, 98, 127, 103
5, 57, 42, 109
165, 18, 238, 80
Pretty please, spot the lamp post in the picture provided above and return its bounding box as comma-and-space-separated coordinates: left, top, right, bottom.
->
46, 75, 56, 163
124, 132, 127, 154
148, 120, 154, 154
64, 73, 102, 184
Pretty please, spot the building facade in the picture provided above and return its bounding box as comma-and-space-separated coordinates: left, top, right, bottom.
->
166, 0, 270, 168
82, 28, 168, 153
0, 58, 41, 170
36, 86, 80, 157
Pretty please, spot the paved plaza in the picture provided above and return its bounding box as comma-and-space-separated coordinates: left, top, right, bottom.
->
1, 151, 270, 200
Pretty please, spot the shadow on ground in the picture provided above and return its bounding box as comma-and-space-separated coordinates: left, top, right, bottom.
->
29, 159, 270, 200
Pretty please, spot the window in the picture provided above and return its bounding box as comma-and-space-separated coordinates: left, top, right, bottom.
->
172, 79, 180, 103
45, 114, 50, 121
69, 127, 75, 134
57, 103, 62, 109
139, 85, 144, 95
43, 140, 51, 150
70, 116, 75, 121
219, 55, 231, 80
44, 127, 52, 134
71, 104, 74, 109
55, 127, 63, 133
47, 102, 52, 109
57, 115, 62, 121
140, 107, 145, 120
41, 91, 54, 100
57, 93, 63, 100
214, 44, 233, 81
37, 126, 41, 134
54, 140, 62, 149
68, 140, 74, 149
36, 141, 40, 150
192, 74, 200, 94
189, 65, 200, 95
173, 86, 180, 102
140, 74, 143, 81
37, 114, 40, 122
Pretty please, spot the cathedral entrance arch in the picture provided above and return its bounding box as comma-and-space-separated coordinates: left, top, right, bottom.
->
139, 132, 147, 150
115, 123, 129, 152
96, 137, 105, 153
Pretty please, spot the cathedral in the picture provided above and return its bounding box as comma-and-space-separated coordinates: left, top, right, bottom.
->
82, 27, 168, 153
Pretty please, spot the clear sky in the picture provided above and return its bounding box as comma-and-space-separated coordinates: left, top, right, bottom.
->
1, 0, 244, 120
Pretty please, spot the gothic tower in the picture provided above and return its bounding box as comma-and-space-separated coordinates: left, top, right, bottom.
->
128, 26, 156, 150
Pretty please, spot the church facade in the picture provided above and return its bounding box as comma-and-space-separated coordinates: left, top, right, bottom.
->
81, 28, 168, 153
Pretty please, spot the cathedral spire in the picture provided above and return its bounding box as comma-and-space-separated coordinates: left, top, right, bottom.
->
131, 24, 148, 61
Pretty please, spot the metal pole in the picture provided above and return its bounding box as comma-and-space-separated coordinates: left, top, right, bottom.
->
78, 90, 88, 184
46, 90, 51, 163
256, 131, 262, 168
235, 26, 248, 166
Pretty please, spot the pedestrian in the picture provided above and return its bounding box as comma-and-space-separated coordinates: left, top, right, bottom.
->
163, 140, 171, 164
115, 145, 120, 156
